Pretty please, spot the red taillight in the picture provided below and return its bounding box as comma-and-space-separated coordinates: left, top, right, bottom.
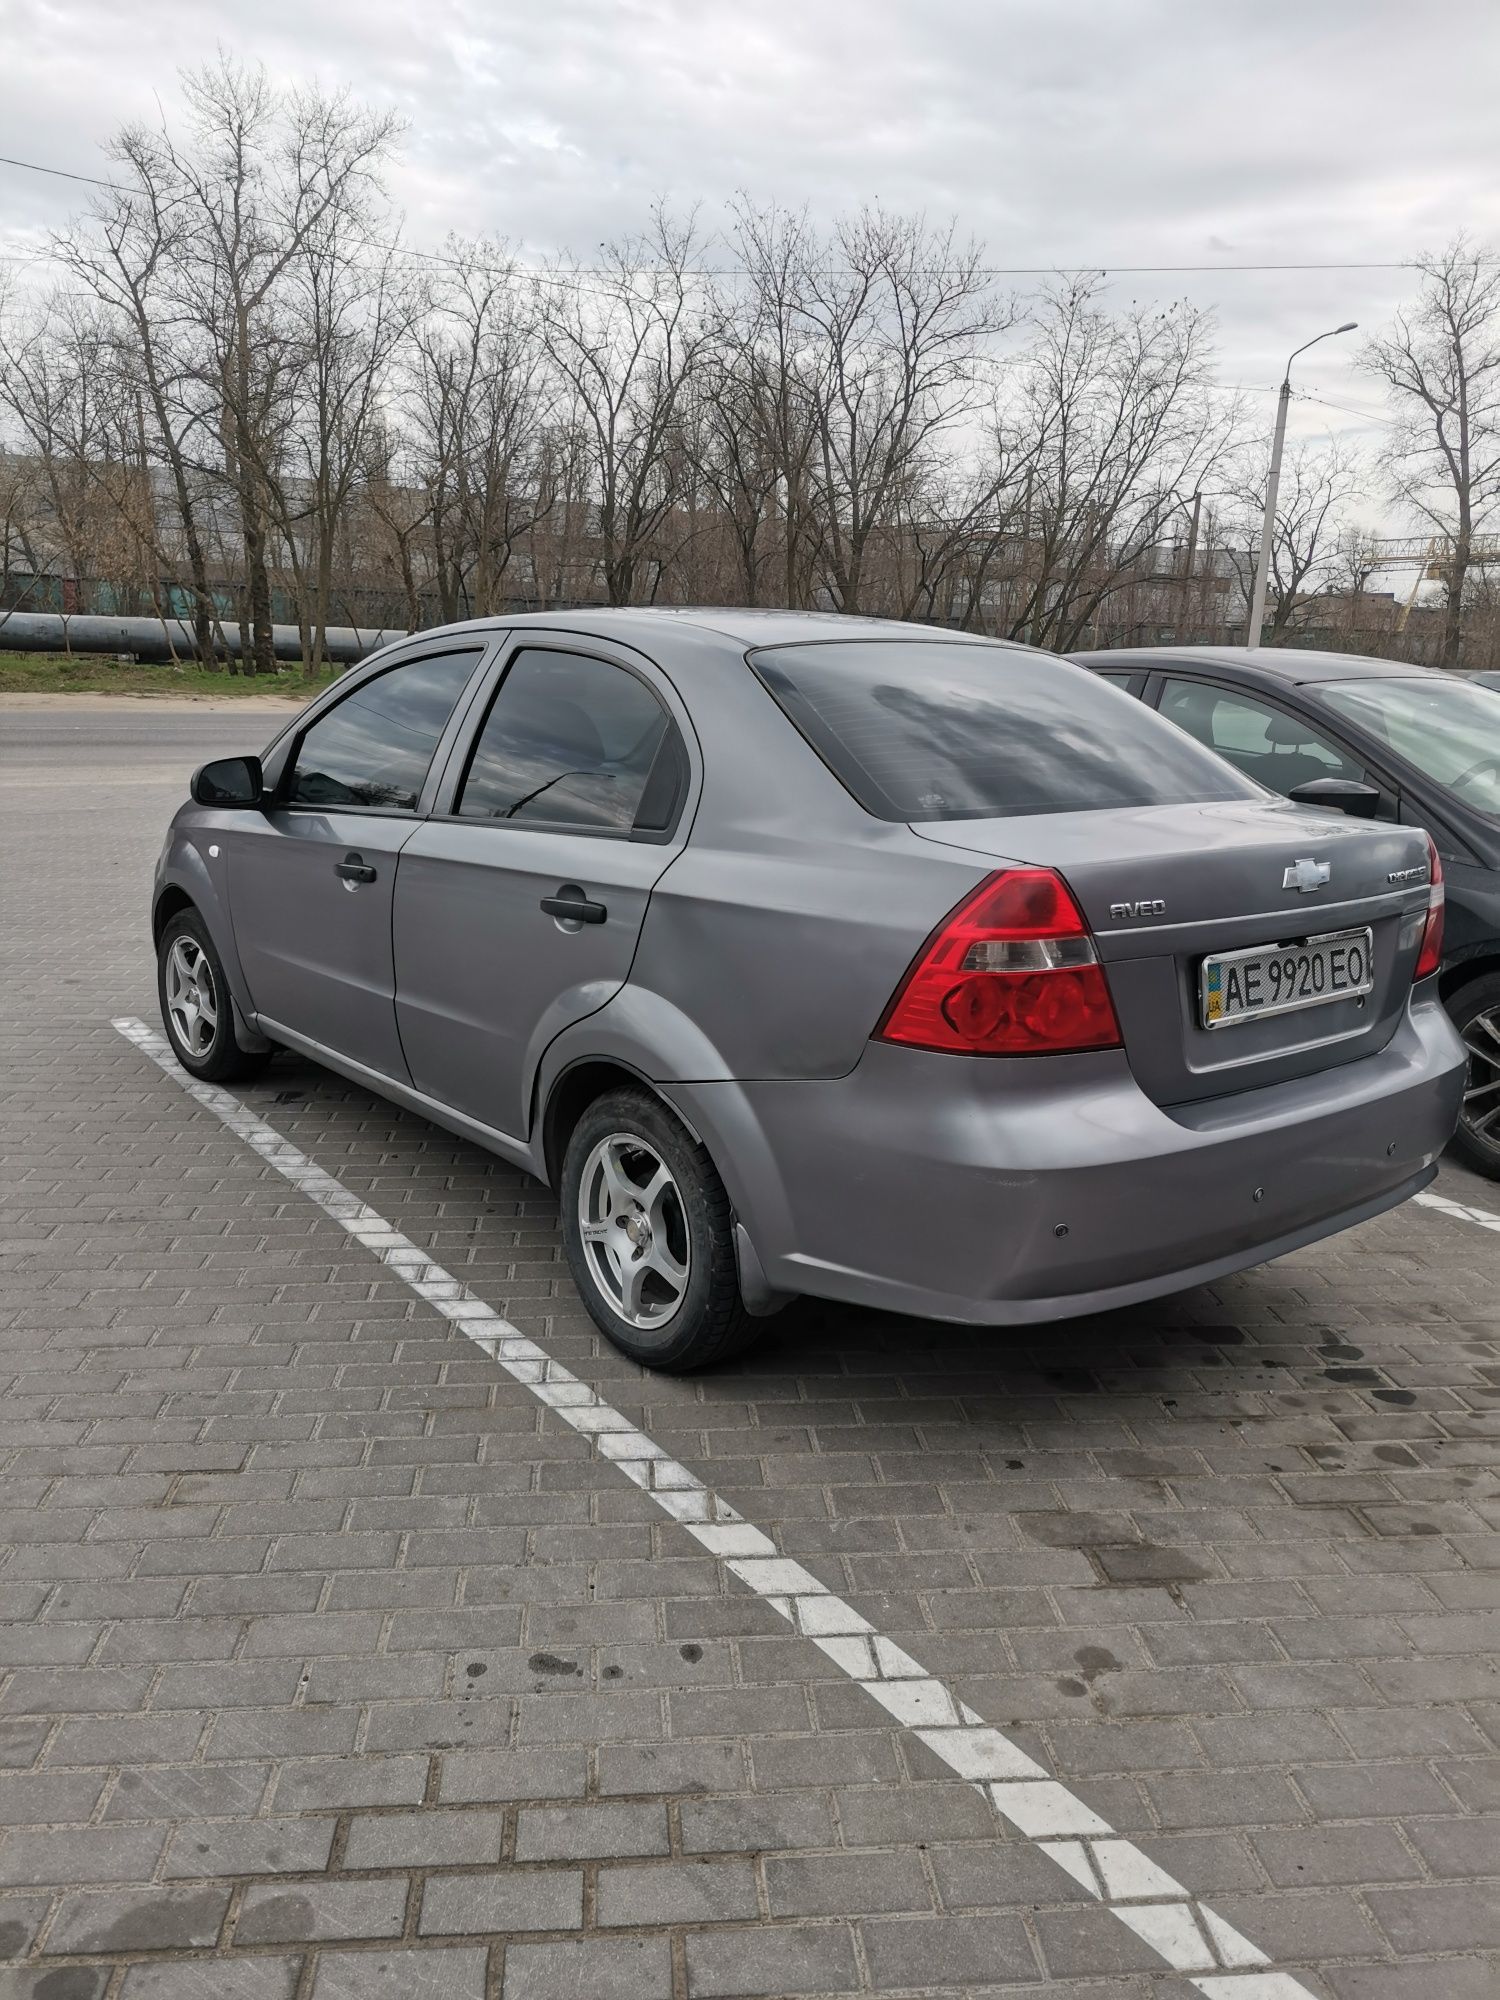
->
875, 868, 1123, 1056
1415, 834, 1445, 980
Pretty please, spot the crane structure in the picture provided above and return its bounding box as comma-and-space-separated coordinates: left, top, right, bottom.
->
1355, 536, 1500, 633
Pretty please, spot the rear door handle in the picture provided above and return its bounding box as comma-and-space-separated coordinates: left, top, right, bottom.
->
335, 854, 377, 884
541, 890, 607, 925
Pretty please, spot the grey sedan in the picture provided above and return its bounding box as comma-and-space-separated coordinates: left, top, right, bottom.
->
153, 611, 1465, 1370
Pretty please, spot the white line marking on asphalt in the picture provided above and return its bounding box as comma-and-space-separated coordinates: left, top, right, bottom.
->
1414, 1187, 1500, 1236
114, 1015, 1315, 1998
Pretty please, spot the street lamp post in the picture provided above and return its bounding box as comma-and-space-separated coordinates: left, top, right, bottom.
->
1245, 321, 1358, 647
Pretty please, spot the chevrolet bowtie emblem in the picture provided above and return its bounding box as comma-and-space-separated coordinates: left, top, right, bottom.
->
1283, 857, 1331, 894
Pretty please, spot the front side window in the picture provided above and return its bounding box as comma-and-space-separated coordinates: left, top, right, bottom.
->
1318, 676, 1500, 816
748, 640, 1257, 822
1158, 679, 1366, 794
285, 651, 482, 811
455, 648, 684, 833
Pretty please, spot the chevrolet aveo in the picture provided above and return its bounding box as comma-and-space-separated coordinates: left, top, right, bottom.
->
153, 611, 1466, 1371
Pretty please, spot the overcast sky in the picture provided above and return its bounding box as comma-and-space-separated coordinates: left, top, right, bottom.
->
3, 0, 1498, 564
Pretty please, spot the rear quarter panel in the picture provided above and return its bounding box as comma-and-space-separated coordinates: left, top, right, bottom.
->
617, 634, 996, 1081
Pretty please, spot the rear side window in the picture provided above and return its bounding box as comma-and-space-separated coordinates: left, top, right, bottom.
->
455, 648, 685, 834
286, 650, 481, 811
1159, 679, 1366, 795
749, 640, 1259, 822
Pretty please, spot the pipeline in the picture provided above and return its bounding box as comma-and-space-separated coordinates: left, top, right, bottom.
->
0, 610, 407, 665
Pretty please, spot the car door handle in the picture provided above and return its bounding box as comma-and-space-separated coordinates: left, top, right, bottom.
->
541, 890, 607, 925
335, 854, 378, 884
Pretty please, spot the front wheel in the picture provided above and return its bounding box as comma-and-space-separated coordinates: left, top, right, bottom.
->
1449, 971, 1500, 1179
157, 908, 270, 1084
560, 1088, 760, 1372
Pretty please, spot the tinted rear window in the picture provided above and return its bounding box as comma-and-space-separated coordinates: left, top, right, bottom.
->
749, 640, 1260, 822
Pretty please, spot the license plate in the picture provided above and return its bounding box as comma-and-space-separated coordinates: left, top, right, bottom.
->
1201, 926, 1374, 1031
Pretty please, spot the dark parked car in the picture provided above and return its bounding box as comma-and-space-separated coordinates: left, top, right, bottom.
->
154, 613, 1462, 1369
1074, 646, 1500, 1177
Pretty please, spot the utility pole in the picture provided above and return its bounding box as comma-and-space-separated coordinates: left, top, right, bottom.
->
1246, 321, 1357, 646
1179, 487, 1203, 639
1183, 487, 1202, 585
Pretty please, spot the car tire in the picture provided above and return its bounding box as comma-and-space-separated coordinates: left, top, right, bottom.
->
157, 907, 270, 1084
560, 1087, 760, 1372
1449, 971, 1500, 1179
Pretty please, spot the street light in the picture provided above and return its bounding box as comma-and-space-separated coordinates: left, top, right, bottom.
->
1245, 321, 1358, 647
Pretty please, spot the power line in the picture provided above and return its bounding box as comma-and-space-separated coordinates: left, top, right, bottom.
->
0, 153, 123, 192
1294, 392, 1399, 428
0, 148, 1441, 280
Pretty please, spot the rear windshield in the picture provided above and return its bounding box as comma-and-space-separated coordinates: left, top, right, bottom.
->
748, 639, 1260, 822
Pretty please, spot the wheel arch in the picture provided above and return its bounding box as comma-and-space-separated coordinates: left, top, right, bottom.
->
539, 1057, 696, 1189
152, 883, 196, 945
1440, 948, 1500, 1005
152, 867, 272, 1057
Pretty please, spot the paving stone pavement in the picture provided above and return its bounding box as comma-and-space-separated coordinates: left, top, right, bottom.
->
1, 701, 1499, 1998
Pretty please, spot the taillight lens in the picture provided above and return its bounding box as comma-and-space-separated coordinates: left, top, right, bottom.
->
1415, 834, 1445, 980
875, 868, 1123, 1056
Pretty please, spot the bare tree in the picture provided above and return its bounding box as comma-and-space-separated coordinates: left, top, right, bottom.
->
0, 447, 49, 635
702, 203, 828, 608
402, 242, 554, 623
59, 137, 228, 663
1005, 279, 1242, 651
793, 209, 1013, 615
34, 66, 1490, 667
114, 59, 400, 673
271, 209, 409, 672
537, 209, 714, 606
883, 414, 1030, 627
1365, 237, 1500, 669
1222, 439, 1363, 640
0, 298, 124, 642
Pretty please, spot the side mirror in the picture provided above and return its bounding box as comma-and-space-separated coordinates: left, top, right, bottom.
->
191, 755, 264, 808
1287, 777, 1382, 819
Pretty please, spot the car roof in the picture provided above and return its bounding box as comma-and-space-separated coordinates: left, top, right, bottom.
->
1071, 644, 1439, 687
379, 607, 1039, 656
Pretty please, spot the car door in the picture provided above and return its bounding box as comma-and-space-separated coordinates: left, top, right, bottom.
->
1155, 675, 1394, 809
227, 646, 488, 1077
392, 639, 695, 1141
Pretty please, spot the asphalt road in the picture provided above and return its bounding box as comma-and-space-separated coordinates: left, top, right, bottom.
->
1, 700, 1498, 2000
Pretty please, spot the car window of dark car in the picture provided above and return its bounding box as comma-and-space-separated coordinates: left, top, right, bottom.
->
1318, 675, 1500, 817
748, 640, 1259, 821
1158, 678, 1367, 795
285, 651, 482, 811
455, 648, 684, 834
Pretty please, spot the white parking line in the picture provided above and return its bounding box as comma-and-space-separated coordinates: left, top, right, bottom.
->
1414, 1187, 1500, 1235
115, 1015, 1320, 1996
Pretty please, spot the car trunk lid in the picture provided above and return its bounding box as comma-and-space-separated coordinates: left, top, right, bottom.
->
912, 799, 1433, 1106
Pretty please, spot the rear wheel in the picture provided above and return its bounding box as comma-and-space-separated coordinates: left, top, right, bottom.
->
560, 1088, 759, 1372
157, 908, 270, 1084
1449, 971, 1500, 1179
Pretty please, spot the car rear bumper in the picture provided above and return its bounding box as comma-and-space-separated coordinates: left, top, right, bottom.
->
672, 987, 1466, 1326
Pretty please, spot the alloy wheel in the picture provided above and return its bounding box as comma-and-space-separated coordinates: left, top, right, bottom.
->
1460, 1004, 1500, 1159
165, 934, 219, 1059
577, 1132, 691, 1330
